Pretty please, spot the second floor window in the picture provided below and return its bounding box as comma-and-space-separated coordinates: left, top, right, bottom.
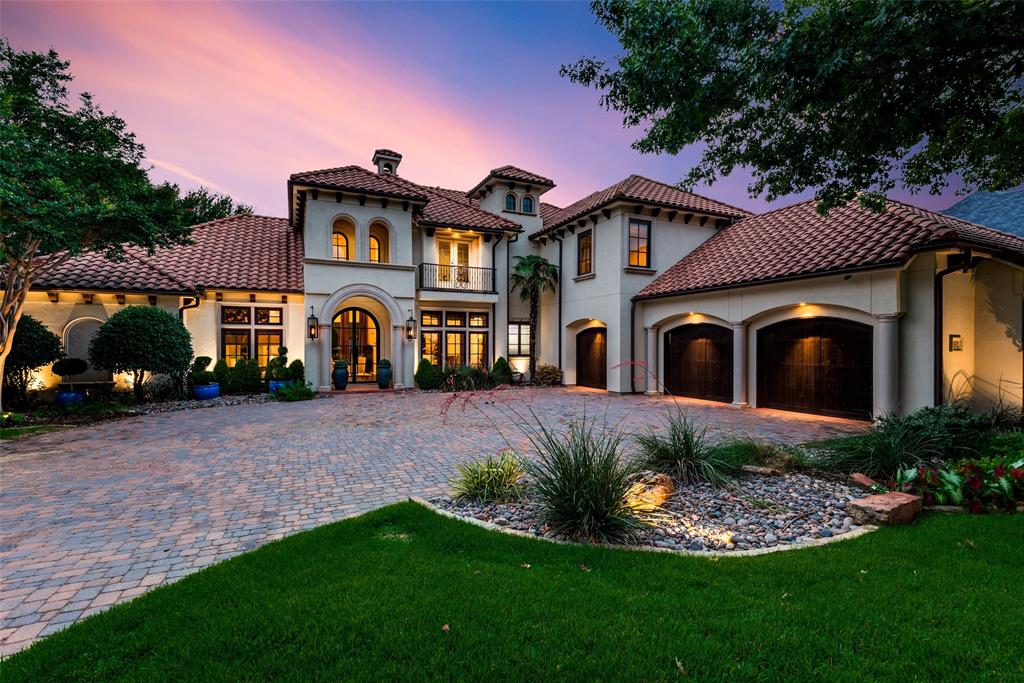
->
522, 195, 534, 214
628, 219, 650, 268
332, 230, 349, 260
369, 236, 381, 263
505, 193, 517, 212
577, 229, 593, 276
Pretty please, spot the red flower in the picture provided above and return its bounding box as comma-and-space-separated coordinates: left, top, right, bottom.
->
1011, 468, 1023, 481
967, 476, 984, 491
993, 464, 1007, 479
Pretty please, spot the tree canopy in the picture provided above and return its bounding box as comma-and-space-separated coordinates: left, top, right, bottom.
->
562, 0, 1024, 212
1, 313, 62, 406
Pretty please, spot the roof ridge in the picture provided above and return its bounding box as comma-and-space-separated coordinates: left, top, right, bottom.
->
289, 164, 364, 179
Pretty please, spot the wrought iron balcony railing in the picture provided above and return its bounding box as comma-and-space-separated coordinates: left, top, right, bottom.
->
418, 263, 497, 294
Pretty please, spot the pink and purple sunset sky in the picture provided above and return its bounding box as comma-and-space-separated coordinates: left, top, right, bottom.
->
5, 1, 963, 217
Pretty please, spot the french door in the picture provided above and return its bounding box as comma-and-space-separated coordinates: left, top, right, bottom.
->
332, 307, 380, 383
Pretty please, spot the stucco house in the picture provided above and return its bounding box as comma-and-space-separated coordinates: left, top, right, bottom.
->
23, 149, 1024, 420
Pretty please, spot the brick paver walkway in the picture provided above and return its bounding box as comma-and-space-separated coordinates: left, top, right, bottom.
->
0, 388, 864, 653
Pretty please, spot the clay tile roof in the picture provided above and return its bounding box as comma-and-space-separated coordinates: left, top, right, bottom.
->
381, 175, 522, 232
290, 165, 427, 202
33, 214, 304, 294
466, 165, 555, 198
373, 148, 403, 159
530, 174, 751, 239
34, 250, 194, 294
539, 202, 564, 227
636, 198, 1024, 299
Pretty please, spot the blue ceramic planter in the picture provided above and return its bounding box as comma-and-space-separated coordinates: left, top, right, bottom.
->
193, 383, 220, 400
268, 379, 289, 394
55, 390, 86, 407
332, 364, 348, 390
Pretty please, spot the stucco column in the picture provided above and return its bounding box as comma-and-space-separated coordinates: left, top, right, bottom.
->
318, 323, 332, 392
731, 322, 749, 408
877, 314, 900, 415
645, 327, 658, 394
391, 325, 405, 390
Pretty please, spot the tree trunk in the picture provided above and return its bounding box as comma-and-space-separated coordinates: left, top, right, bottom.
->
133, 371, 146, 403
528, 291, 539, 382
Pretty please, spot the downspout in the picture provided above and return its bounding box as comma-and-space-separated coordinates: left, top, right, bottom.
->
933, 250, 980, 406
550, 233, 564, 371
178, 292, 202, 320
630, 298, 637, 394
490, 235, 503, 365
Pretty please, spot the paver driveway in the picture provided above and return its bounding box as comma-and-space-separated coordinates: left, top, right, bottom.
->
0, 387, 864, 653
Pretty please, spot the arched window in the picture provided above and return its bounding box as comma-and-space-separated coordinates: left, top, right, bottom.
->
369, 221, 390, 264
505, 193, 517, 212
522, 195, 535, 214
332, 231, 349, 260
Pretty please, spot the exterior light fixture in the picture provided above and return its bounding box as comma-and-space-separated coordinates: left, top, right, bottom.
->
405, 310, 416, 340
307, 306, 319, 339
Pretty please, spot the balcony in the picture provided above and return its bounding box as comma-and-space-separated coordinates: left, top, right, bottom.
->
418, 263, 497, 294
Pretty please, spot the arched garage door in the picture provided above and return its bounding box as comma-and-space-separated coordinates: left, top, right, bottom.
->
757, 318, 872, 420
576, 328, 606, 389
663, 324, 733, 402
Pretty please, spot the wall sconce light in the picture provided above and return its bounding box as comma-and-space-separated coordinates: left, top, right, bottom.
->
405, 309, 416, 340
307, 306, 319, 339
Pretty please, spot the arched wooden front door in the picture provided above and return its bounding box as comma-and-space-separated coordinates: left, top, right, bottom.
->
575, 328, 607, 389
757, 317, 873, 419
663, 323, 733, 402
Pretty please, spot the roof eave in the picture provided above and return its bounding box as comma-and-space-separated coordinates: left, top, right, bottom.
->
532, 197, 749, 240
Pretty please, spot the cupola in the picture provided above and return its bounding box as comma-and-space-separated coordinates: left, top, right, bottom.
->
372, 148, 403, 175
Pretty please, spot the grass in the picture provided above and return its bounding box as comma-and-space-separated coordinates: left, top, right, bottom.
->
0, 424, 63, 440
5, 502, 1022, 682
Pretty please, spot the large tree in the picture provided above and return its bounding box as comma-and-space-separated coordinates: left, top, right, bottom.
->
563, 0, 1024, 211
0, 41, 245, 409
509, 255, 558, 383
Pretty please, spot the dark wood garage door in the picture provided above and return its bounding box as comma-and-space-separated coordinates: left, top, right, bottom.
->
757, 318, 872, 420
663, 324, 733, 402
576, 328, 607, 389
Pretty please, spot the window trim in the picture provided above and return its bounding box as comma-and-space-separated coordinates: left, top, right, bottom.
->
255, 307, 283, 326
220, 328, 252, 367
577, 229, 593, 276
216, 303, 286, 369
504, 192, 518, 212
419, 309, 490, 370
508, 321, 531, 358
628, 218, 651, 269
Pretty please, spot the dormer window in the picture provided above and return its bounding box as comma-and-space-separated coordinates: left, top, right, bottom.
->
522, 195, 535, 214
505, 193, 517, 212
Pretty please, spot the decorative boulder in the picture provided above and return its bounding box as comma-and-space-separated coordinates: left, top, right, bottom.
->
850, 492, 922, 525
627, 471, 675, 509
848, 472, 878, 490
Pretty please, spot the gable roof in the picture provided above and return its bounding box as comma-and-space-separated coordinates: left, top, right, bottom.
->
531, 174, 751, 239
34, 214, 304, 294
539, 202, 563, 226
289, 164, 521, 233
636, 197, 1024, 300
943, 189, 1024, 237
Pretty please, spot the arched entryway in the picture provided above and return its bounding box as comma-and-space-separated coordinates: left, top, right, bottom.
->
757, 317, 873, 419
576, 327, 607, 389
332, 307, 380, 383
664, 323, 732, 402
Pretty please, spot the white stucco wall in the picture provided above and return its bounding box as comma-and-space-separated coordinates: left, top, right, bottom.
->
969, 259, 1023, 410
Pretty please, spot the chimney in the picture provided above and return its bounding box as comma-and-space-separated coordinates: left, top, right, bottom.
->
371, 148, 402, 175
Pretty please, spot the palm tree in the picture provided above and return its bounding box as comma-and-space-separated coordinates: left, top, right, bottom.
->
508, 255, 558, 382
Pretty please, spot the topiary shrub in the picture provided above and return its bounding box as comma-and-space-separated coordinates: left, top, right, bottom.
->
3, 314, 63, 407
415, 358, 441, 390
534, 363, 562, 386
287, 359, 305, 382
232, 357, 262, 394
490, 356, 513, 386
190, 356, 216, 386
89, 306, 193, 402
213, 359, 233, 392
265, 346, 290, 381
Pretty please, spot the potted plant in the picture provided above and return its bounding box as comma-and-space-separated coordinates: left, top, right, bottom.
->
190, 356, 220, 400
377, 358, 392, 389
52, 357, 89, 407
332, 359, 348, 390
266, 346, 292, 393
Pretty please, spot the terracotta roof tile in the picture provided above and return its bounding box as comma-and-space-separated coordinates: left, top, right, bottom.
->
539, 202, 563, 227
531, 175, 751, 238
466, 165, 555, 198
34, 214, 304, 294
637, 198, 1024, 299
290, 165, 428, 202
380, 175, 522, 232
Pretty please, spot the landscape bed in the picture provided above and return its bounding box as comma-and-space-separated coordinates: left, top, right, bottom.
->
4, 502, 1022, 681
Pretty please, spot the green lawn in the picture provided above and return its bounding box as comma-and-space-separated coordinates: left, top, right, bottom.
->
5, 503, 1022, 682
0, 425, 63, 440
